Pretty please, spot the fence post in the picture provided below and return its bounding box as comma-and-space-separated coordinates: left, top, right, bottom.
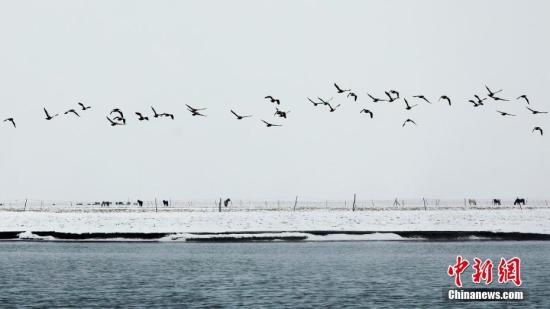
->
155, 198, 158, 213
293, 196, 298, 211
352, 194, 356, 212
423, 197, 427, 211
24, 198, 28, 211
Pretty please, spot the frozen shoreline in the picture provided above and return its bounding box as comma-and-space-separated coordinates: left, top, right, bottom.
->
1, 208, 549, 235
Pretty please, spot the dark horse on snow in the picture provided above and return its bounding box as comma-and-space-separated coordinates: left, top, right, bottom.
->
493, 199, 501, 206
514, 198, 526, 206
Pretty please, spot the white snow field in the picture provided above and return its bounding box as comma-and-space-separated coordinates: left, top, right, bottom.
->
1, 208, 549, 234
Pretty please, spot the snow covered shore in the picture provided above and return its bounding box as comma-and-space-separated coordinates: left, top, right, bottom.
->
1, 208, 549, 235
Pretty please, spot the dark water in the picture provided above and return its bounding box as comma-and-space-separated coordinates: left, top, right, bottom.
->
0, 241, 548, 308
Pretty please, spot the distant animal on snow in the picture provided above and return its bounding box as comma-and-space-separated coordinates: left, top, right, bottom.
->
514, 198, 526, 206
492, 199, 501, 206
468, 199, 477, 206
163, 200, 169, 207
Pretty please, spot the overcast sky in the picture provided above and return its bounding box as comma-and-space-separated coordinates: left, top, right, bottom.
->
0, 0, 548, 201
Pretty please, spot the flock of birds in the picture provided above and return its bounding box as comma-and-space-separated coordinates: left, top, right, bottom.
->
1, 83, 546, 135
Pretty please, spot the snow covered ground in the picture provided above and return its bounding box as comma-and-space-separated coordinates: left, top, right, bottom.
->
1, 208, 549, 234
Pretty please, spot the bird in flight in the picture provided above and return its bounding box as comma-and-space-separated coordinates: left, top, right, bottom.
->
317, 97, 333, 106
113, 116, 126, 124
161, 113, 174, 120
106, 116, 124, 126
3, 118, 16, 128
402, 119, 417, 127
43, 108, 59, 120
261, 120, 282, 127
64, 109, 80, 117
526, 107, 548, 115
485, 85, 503, 98
151, 107, 161, 118
110, 108, 124, 119
334, 83, 350, 93
413, 95, 431, 104
230, 110, 252, 120
385, 91, 398, 102
496, 110, 516, 117
265, 96, 280, 105
517, 95, 530, 105
326, 103, 341, 112
135, 112, 149, 121
491, 96, 509, 102
439, 95, 451, 106
274, 108, 289, 118
347, 92, 358, 101
78, 102, 91, 110
404, 98, 418, 110
468, 99, 483, 107
389, 90, 400, 99
533, 126, 543, 136
307, 98, 324, 106
186, 105, 207, 117
359, 109, 373, 118
474, 95, 487, 104
367, 93, 387, 103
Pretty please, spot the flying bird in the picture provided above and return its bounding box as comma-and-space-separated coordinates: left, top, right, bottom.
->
135, 112, 149, 121
64, 109, 80, 117
307, 98, 324, 106
491, 96, 509, 102
261, 120, 282, 127
326, 103, 341, 112
526, 107, 548, 114
106, 116, 124, 126
359, 109, 373, 118
264, 96, 280, 105
496, 110, 516, 117
78, 102, 91, 110
151, 107, 161, 118
43, 108, 59, 120
402, 119, 417, 127
3, 118, 16, 128
161, 113, 174, 120
413, 95, 431, 104
110, 109, 124, 118
389, 90, 400, 99
367, 93, 387, 103
468, 100, 483, 107
439, 95, 451, 106
113, 116, 126, 124
485, 85, 503, 98
385, 91, 398, 102
317, 97, 333, 105
186, 105, 207, 117
334, 83, 350, 93
347, 92, 358, 101
230, 110, 252, 120
517, 95, 530, 105
404, 98, 418, 110
474, 95, 487, 104
533, 126, 543, 136
274, 108, 289, 118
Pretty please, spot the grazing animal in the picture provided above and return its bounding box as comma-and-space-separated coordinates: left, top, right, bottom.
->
163, 200, 169, 207
334, 83, 350, 93
468, 199, 477, 206
137, 200, 144, 207
359, 109, 374, 118
493, 199, 501, 206
43, 108, 59, 120
264, 96, 280, 105
230, 110, 252, 120
533, 126, 543, 136
514, 198, 526, 206
3, 118, 16, 128
224, 198, 231, 207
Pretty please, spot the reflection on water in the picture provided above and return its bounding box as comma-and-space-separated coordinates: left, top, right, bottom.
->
0, 241, 548, 308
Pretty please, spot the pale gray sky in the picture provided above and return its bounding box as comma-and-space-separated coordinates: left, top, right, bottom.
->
0, 0, 548, 201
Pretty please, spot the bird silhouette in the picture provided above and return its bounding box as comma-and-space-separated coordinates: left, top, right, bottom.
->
533, 126, 543, 136
359, 109, 373, 118
347, 92, 358, 101
307, 98, 324, 106
106, 116, 124, 126
326, 103, 341, 112
517, 95, 530, 105
151, 107, 161, 118
264, 96, 280, 105
64, 109, 80, 117
413, 95, 431, 104
439, 95, 451, 106
135, 112, 149, 121
161, 113, 175, 120
389, 90, 400, 98
491, 96, 509, 102
485, 85, 503, 98
78, 102, 91, 110
474, 95, 487, 104
3, 118, 16, 128
261, 120, 282, 127
404, 98, 418, 110
317, 97, 333, 105
496, 110, 516, 117
334, 83, 350, 93
367, 93, 387, 103
385, 91, 398, 102
230, 110, 252, 120
468, 100, 483, 107
43, 108, 59, 120
113, 116, 126, 124
110, 109, 124, 118
526, 107, 548, 114
274, 108, 289, 118
186, 105, 207, 117
402, 119, 417, 127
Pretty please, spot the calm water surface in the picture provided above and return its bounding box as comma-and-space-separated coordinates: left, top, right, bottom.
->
0, 241, 548, 308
